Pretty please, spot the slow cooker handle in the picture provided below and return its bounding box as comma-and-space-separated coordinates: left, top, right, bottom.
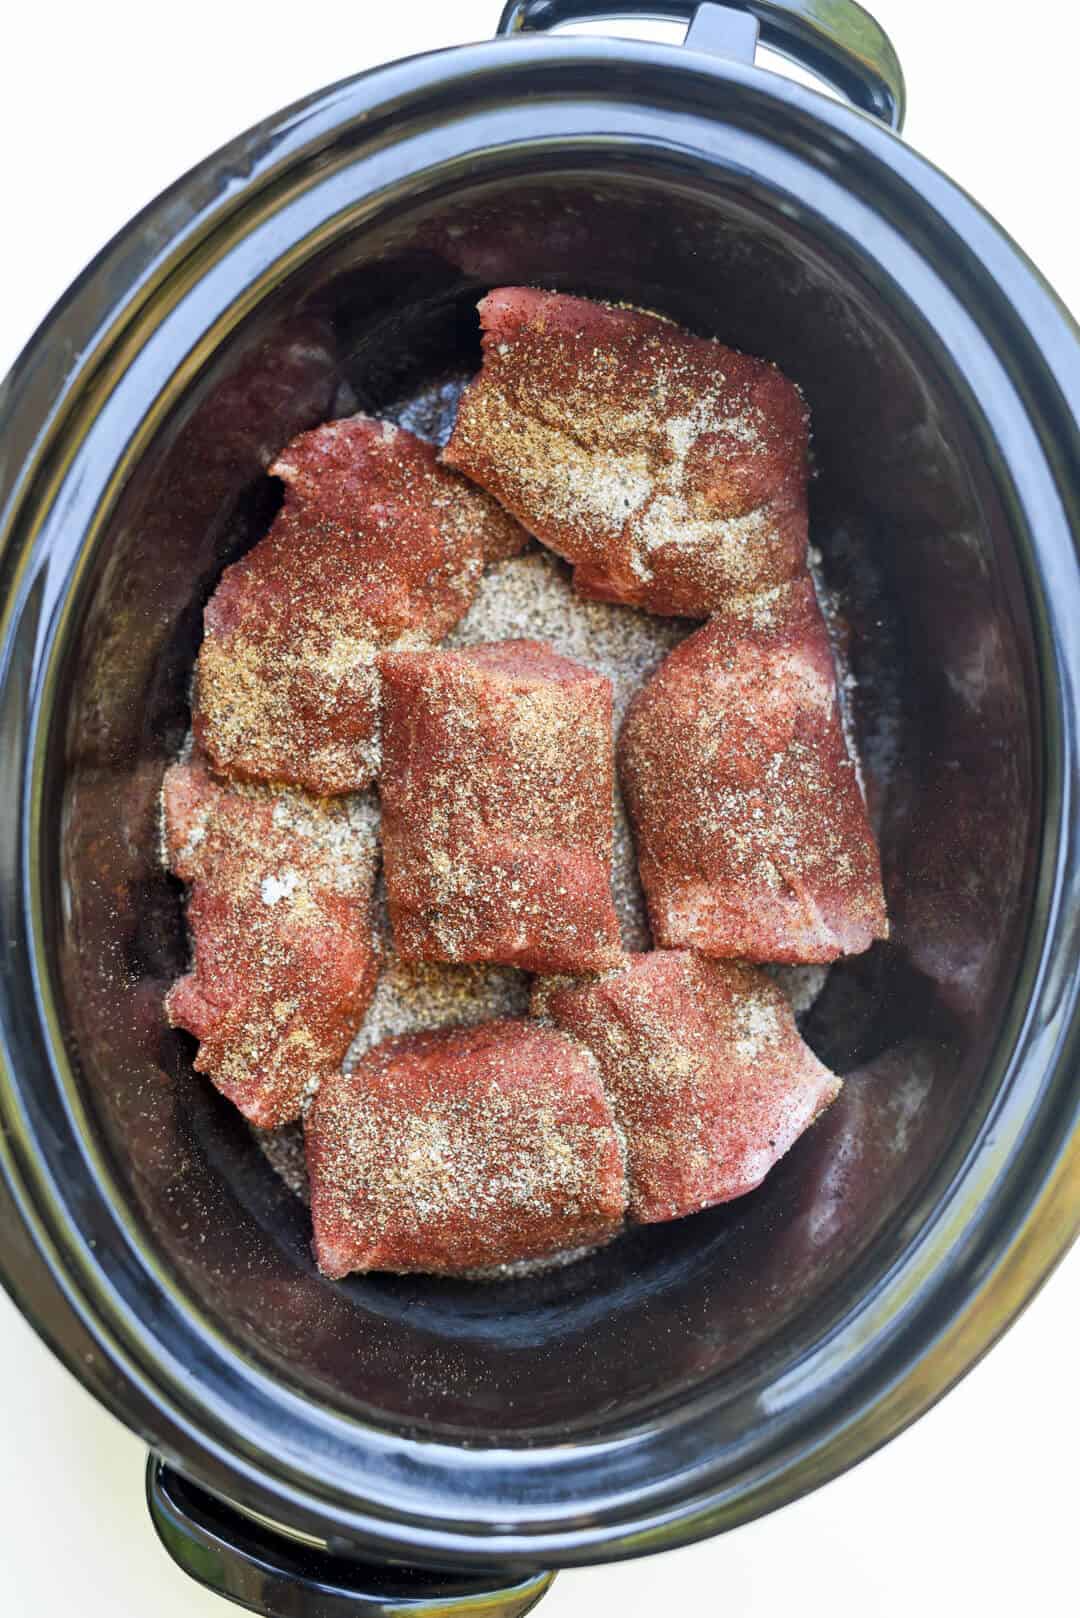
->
496, 0, 907, 131
146, 1457, 554, 1618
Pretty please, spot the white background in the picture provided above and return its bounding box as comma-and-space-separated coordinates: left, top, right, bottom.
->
2, 3, 1078, 1613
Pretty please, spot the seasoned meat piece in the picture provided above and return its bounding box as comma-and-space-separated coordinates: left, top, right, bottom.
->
619, 578, 888, 961
444, 287, 808, 616
379, 638, 623, 974
543, 951, 841, 1222
307, 1019, 628, 1277
194, 414, 528, 796
163, 757, 379, 1127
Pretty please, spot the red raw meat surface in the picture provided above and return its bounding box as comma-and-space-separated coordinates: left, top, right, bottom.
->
195, 414, 527, 795
379, 638, 622, 974
163, 757, 379, 1127
307, 1019, 628, 1277
444, 287, 808, 616
544, 951, 841, 1222
619, 577, 888, 961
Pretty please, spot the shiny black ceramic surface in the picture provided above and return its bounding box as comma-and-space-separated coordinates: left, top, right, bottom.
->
498, 0, 907, 126
1, 0, 1079, 1593
146, 1459, 555, 1616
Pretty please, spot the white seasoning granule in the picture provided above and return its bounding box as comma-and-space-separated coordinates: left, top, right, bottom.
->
260, 869, 301, 907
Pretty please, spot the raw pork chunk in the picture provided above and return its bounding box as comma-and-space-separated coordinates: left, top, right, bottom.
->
619, 578, 888, 961
379, 638, 622, 974
163, 757, 379, 1127
307, 1019, 628, 1276
543, 950, 841, 1222
195, 415, 527, 796
444, 287, 808, 616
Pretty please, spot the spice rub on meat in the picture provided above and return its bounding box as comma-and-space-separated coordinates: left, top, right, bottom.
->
619, 578, 888, 961
379, 638, 623, 974
194, 414, 528, 796
543, 951, 841, 1223
163, 757, 379, 1127
307, 1019, 628, 1277
444, 288, 809, 616
163, 286, 892, 1280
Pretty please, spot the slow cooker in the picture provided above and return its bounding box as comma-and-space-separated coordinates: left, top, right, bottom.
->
2, 2, 1079, 1613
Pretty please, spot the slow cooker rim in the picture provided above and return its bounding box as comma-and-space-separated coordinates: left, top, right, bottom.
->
2, 34, 1079, 1570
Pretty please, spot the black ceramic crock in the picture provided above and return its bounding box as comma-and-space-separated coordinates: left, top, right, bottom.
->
2, 3, 1079, 1614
